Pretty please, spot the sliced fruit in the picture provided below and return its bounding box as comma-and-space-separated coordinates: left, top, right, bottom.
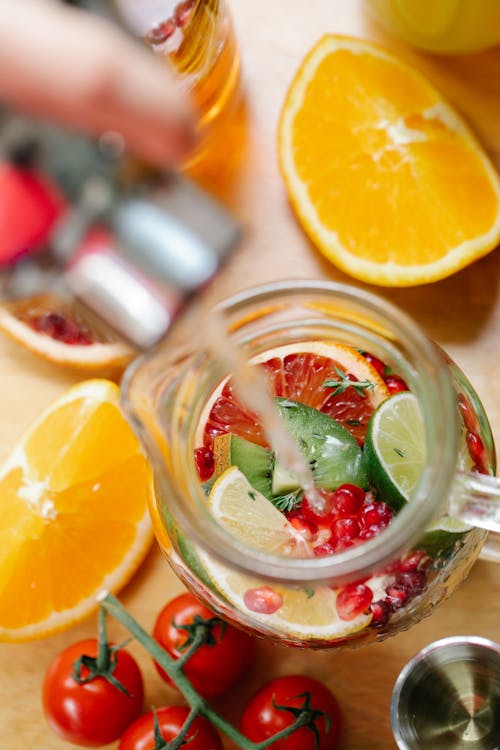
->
0, 294, 134, 370
272, 462, 300, 496
197, 563, 373, 641
0, 380, 153, 642
206, 467, 309, 556
200, 342, 389, 448
278, 35, 500, 286
419, 515, 470, 557
198, 467, 372, 640
213, 433, 273, 499
212, 396, 367, 502
274, 398, 367, 489
364, 391, 426, 510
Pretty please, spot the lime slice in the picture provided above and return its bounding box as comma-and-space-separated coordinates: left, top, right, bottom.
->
364, 391, 426, 510
197, 467, 372, 640
419, 514, 471, 557
365, 391, 473, 556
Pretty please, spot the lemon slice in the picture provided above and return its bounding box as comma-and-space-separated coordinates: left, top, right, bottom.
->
205, 466, 310, 556
198, 467, 372, 640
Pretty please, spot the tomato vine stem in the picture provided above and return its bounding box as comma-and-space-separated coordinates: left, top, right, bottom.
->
100, 594, 324, 750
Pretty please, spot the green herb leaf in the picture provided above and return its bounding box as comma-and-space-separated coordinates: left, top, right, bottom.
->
393, 447, 406, 458
272, 489, 303, 513
323, 366, 375, 397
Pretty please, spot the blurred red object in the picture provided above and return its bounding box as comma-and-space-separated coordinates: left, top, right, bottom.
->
0, 162, 65, 265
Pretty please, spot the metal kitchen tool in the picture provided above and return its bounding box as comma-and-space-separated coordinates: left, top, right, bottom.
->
0, 109, 241, 349
391, 636, 500, 750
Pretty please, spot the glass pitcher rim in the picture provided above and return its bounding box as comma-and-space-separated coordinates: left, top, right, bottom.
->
122, 279, 459, 584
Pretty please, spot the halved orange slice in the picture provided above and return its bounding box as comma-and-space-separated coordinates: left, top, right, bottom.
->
278, 35, 500, 286
0, 380, 153, 642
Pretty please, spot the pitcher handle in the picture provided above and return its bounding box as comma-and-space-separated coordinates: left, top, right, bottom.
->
450, 473, 500, 562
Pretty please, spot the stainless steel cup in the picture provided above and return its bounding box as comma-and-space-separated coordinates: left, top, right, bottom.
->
391, 636, 500, 750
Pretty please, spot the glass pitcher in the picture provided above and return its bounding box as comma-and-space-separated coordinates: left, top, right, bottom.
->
122, 280, 499, 649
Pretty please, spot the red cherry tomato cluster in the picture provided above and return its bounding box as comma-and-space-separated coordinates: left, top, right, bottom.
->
42, 593, 343, 750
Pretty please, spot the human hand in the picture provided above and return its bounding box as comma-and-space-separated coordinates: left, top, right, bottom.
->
0, 0, 196, 165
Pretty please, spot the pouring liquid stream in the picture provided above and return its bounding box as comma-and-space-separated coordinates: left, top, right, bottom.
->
204, 308, 324, 510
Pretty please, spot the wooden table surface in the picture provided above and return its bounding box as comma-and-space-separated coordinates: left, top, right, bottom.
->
2, 1, 500, 747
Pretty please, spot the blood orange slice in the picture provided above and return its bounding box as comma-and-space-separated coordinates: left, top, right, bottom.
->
201, 342, 390, 448
0, 294, 134, 370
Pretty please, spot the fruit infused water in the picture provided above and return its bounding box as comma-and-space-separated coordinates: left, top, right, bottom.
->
183, 340, 486, 645
127, 282, 496, 648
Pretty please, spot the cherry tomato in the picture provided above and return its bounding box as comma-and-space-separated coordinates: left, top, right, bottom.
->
153, 593, 256, 698
240, 675, 342, 750
43, 639, 144, 747
119, 706, 222, 750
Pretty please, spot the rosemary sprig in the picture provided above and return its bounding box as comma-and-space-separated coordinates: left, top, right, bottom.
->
271, 489, 303, 513
323, 366, 374, 398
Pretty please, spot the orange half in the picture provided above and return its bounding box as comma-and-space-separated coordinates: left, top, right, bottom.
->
0, 380, 153, 642
278, 35, 500, 286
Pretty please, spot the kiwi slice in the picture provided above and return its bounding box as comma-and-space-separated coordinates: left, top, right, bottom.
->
213, 433, 273, 499
209, 399, 367, 502
273, 398, 368, 490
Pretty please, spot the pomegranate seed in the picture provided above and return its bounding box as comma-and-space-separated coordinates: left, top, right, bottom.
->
359, 502, 393, 530
384, 374, 408, 394
30, 312, 93, 345
194, 447, 214, 481
397, 570, 426, 594
313, 542, 335, 557
302, 489, 336, 526
466, 431, 485, 466
370, 600, 390, 628
331, 517, 360, 542
398, 550, 431, 572
361, 351, 386, 377
288, 514, 317, 540
336, 538, 358, 551
332, 484, 365, 516
457, 394, 477, 433
385, 584, 408, 610
379, 558, 401, 576
145, 18, 177, 45
336, 583, 373, 621
472, 463, 487, 474
174, 0, 195, 27
358, 528, 376, 541
243, 586, 283, 615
